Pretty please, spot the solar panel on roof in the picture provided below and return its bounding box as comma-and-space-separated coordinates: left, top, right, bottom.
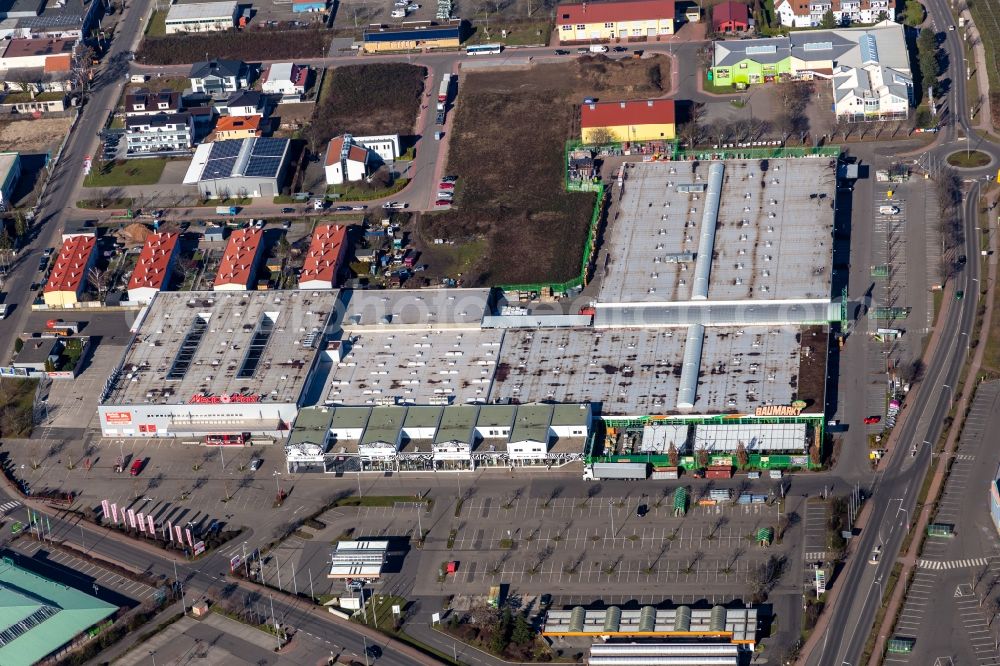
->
803, 41, 833, 51
252, 138, 286, 157
745, 44, 776, 55
210, 141, 243, 160
205, 157, 238, 178
244, 156, 282, 177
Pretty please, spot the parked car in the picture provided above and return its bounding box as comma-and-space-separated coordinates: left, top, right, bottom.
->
869, 545, 881, 564
576, 47, 589, 54
334, 205, 352, 211
554, 49, 569, 55
352, 205, 367, 210
437, 192, 454, 200
438, 182, 455, 190
863, 415, 881, 425
635, 504, 647, 517
435, 199, 452, 207
282, 220, 292, 229
37, 257, 47, 272
250, 458, 262, 471
435, 111, 446, 124
43, 247, 54, 258
441, 175, 457, 183
612, 46, 627, 52
281, 207, 295, 213
382, 201, 408, 209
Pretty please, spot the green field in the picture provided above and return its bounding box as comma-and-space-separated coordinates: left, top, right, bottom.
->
83, 159, 168, 187
967, 0, 1000, 126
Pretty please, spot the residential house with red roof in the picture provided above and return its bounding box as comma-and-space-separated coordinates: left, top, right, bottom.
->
580, 98, 675, 143
299, 224, 348, 290
555, 0, 675, 44
324, 135, 379, 185
712, 1, 751, 32
213, 228, 263, 291
43, 235, 96, 307
127, 232, 180, 304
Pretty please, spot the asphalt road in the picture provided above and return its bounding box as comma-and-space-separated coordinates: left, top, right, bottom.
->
811, 176, 981, 665
0, 1, 149, 363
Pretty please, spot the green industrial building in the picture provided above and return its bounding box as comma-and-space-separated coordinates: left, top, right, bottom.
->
0, 557, 117, 666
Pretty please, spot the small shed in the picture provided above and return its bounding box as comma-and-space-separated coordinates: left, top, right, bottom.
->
204, 225, 225, 242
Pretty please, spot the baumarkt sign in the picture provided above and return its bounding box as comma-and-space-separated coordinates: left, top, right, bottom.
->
754, 405, 803, 417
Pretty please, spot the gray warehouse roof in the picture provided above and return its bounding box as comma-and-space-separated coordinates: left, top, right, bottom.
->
596, 159, 835, 306
102, 290, 338, 407
489, 326, 808, 416
336, 288, 492, 331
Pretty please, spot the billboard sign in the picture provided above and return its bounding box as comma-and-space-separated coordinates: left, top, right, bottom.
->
189, 393, 260, 405
193, 540, 206, 556
104, 411, 133, 424
147, 515, 155, 534
175, 525, 183, 542
166, 521, 173, 541
230, 554, 242, 572
101, 499, 109, 519
137, 512, 145, 532
127, 509, 136, 529
185, 528, 194, 548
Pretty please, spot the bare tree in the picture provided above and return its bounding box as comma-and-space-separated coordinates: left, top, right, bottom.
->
87, 266, 111, 302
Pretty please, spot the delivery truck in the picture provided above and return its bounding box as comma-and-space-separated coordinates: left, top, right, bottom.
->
438, 75, 450, 103
215, 205, 239, 216
583, 462, 649, 481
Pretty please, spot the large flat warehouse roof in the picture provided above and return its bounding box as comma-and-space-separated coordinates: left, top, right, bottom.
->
490, 325, 813, 416
597, 158, 836, 306
324, 328, 503, 406
103, 290, 338, 407
335, 288, 492, 331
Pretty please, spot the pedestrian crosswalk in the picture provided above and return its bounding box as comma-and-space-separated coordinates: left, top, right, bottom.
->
0, 501, 21, 515
955, 454, 977, 461
917, 557, 991, 570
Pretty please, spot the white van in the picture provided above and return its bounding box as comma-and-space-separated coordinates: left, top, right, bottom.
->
129, 74, 149, 83
589, 44, 609, 53
312, 198, 325, 211
391, 8, 406, 17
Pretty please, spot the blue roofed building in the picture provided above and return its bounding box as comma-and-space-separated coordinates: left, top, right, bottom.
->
362, 19, 463, 53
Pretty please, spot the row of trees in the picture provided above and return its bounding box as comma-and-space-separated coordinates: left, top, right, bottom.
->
917, 27, 941, 104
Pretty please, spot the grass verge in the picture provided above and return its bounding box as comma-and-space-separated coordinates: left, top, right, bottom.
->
83, 158, 168, 187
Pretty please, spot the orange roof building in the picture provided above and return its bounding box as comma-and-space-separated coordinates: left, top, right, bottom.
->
580, 98, 676, 143
213, 228, 263, 291
299, 224, 348, 290
43, 235, 97, 307
556, 0, 675, 44
214, 115, 262, 140
127, 231, 180, 304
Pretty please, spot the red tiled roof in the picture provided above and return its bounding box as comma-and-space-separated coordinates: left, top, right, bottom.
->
43, 54, 72, 73
299, 224, 348, 288
580, 98, 675, 128
325, 136, 371, 166
712, 1, 750, 28
127, 231, 179, 292
291, 64, 309, 86
44, 236, 95, 295
215, 115, 261, 133
214, 228, 263, 288
556, 0, 676, 25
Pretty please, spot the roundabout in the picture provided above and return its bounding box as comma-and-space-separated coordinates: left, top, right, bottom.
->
946, 149, 993, 168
